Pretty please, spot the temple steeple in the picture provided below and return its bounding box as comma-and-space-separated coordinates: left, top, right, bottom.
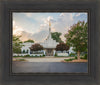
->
49, 21, 51, 33
47, 21, 52, 39
40, 20, 59, 50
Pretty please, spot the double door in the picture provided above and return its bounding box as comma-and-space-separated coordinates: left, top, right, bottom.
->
46, 49, 53, 56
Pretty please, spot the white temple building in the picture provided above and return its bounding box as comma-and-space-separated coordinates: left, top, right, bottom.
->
40, 22, 59, 56
19, 21, 75, 57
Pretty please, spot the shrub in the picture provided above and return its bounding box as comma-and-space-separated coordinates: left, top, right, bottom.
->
75, 56, 77, 59
24, 54, 30, 57
84, 54, 87, 59
55, 53, 57, 56
69, 53, 76, 57
80, 54, 87, 59
31, 55, 34, 57
43, 54, 45, 56
64, 58, 74, 61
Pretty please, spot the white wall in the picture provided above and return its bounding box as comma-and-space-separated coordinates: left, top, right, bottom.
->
17, 42, 75, 56
21, 42, 34, 53
13, 53, 43, 56
57, 53, 68, 56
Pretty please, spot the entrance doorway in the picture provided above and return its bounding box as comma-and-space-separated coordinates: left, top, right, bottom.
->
46, 49, 53, 56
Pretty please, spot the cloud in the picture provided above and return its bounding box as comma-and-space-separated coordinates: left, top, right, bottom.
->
13, 20, 15, 27
75, 13, 80, 17
13, 13, 87, 43
52, 13, 74, 42
13, 21, 24, 36
20, 31, 33, 41
31, 30, 49, 43
13, 20, 49, 42
19, 30, 49, 43
73, 13, 87, 23
25, 13, 33, 17
42, 16, 55, 25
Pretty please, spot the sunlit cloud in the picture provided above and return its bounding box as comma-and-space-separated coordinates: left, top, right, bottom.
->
25, 13, 33, 17
13, 12, 87, 42
75, 13, 80, 17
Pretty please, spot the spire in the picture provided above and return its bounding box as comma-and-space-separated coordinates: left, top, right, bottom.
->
46, 21, 52, 40
49, 21, 51, 33
49, 21, 51, 27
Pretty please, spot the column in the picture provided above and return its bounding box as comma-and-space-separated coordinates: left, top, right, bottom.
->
43, 50, 45, 55
53, 50, 56, 56
28, 49, 30, 55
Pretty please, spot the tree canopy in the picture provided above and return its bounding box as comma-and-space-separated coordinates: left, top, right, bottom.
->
13, 35, 23, 53
51, 32, 63, 43
55, 43, 69, 51
64, 21, 88, 59
30, 43, 43, 51
24, 39, 34, 43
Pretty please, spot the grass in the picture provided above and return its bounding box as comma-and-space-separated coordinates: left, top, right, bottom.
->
13, 56, 24, 58
15, 59, 26, 61
80, 57, 87, 59
55, 56, 69, 57
64, 58, 75, 61
64, 55, 87, 62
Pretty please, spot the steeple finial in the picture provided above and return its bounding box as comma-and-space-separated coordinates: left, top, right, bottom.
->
49, 21, 51, 27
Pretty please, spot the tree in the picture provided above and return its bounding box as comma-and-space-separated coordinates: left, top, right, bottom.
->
30, 43, 43, 51
13, 35, 23, 53
51, 32, 63, 43
24, 39, 34, 43
55, 43, 69, 52
64, 21, 88, 59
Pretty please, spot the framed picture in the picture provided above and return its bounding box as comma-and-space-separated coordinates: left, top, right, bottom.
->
12, 12, 88, 74
0, 0, 99, 85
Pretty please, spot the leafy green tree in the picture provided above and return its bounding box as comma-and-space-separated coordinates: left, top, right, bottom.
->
24, 39, 34, 43
64, 21, 88, 59
13, 35, 23, 53
51, 32, 63, 43
55, 43, 69, 52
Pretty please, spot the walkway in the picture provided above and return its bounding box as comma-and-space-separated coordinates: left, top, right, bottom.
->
13, 57, 75, 62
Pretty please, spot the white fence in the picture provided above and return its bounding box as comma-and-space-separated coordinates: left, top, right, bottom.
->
13, 53, 43, 56
57, 53, 68, 56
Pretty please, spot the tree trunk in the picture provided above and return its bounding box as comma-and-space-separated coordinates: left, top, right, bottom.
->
77, 51, 80, 60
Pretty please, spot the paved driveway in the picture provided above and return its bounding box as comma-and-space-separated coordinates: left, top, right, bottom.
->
12, 62, 88, 73
13, 57, 75, 62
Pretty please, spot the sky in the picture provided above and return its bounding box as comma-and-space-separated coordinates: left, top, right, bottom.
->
13, 12, 87, 43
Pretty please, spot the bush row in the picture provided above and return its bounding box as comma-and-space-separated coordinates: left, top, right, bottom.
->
13, 54, 45, 57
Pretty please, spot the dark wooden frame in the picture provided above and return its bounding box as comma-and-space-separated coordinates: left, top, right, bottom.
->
0, 0, 99, 85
